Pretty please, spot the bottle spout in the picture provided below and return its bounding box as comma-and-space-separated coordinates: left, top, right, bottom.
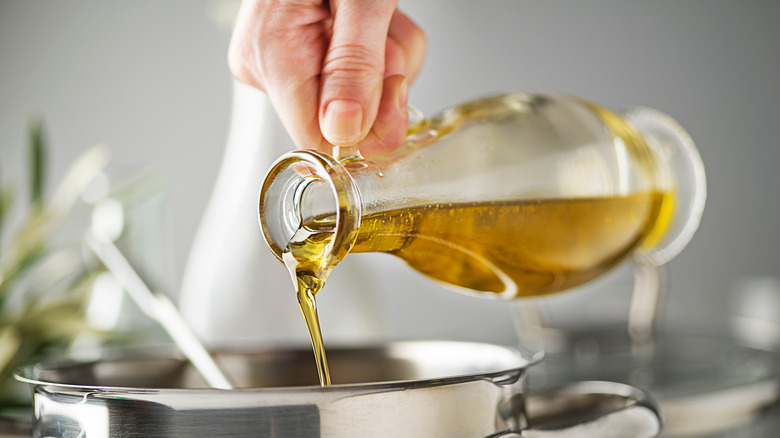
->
259, 149, 362, 272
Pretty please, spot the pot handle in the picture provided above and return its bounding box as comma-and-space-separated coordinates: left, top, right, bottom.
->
491, 381, 662, 438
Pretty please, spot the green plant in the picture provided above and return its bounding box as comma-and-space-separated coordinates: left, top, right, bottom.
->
0, 119, 109, 407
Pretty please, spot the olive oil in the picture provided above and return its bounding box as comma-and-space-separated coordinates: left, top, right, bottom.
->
284, 191, 673, 386
282, 226, 335, 387
351, 192, 673, 297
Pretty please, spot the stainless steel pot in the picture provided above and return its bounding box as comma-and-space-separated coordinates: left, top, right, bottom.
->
16, 341, 661, 437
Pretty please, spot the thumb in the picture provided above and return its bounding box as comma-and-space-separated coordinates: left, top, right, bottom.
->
319, 0, 398, 147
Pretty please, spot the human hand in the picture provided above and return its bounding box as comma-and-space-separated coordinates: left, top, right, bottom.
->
228, 0, 426, 157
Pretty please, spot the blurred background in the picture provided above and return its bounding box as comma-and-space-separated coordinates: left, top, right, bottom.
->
1, 1, 779, 346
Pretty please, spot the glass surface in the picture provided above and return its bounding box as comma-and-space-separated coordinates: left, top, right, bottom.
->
527, 333, 780, 437
259, 93, 705, 300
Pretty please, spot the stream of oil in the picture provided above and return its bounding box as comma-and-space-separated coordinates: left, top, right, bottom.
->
282, 226, 334, 387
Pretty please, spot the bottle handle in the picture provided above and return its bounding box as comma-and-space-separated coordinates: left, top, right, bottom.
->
407, 104, 428, 135
624, 107, 707, 267
331, 105, 428, 161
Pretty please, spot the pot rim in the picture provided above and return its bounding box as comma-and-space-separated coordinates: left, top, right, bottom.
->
15, 340, 544, 394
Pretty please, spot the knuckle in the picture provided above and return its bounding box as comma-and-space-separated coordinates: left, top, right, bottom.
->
417, 31, 428, 53
227, 43, 247, 76
322, 43, 384, 78
404, 27, 427, 61
227, 42, 262, 88
410, 25, 427, 47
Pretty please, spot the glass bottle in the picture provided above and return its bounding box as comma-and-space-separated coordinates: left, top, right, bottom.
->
259, 93, 706, 300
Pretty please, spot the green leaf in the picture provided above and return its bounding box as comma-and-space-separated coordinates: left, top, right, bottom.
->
0, 186, 14, 243
0, 232, 47, 301
0, 326, 21, 378
28, 117, 47, 206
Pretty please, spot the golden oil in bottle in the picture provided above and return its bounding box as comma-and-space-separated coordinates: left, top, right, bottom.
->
348, 192, 674, 298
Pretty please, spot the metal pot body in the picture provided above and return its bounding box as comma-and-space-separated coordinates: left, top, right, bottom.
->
17, 341, 661, 438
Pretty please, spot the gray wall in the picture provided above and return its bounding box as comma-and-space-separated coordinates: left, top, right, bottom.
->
2, 1, 778, 340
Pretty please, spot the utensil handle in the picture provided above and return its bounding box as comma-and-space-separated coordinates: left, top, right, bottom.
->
491, 381, 662, 438
85, 231, 235, 390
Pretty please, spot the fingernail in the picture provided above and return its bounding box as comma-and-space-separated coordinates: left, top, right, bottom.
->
398, 77, 408, 111
322, 99, 363, 145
